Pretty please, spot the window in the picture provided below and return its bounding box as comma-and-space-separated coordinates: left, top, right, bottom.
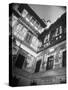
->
21, 27, 28, 41
59, 26, 62, 34
26, 14, 32, 22
22, 9, 28, 18
25, 32, 32, 44
16, 40, 21, 46
44, 33, 50, 48
35, 21, 39, 29
55, 28, 59, 36
55, 51, 62, 63
30, 36, 39, 51
38, 25, 43, 33
13, 24, 23, 36
17, 27, 27, 41
25, 55, 34, 68
12, 15, 18, 28
30, 37, 41, 51
55, 26, 62, 37
30, 17, 36, 26
44, 33, 50, 44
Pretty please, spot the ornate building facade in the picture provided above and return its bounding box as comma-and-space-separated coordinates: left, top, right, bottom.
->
9, 3, 66, 86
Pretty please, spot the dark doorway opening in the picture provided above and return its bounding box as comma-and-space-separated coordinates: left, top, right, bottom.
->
15, 54, 25, 69
46, 56, 54, 70
35, 60, 41, 73
62, 51, 66, 67
30, 81, 37, 85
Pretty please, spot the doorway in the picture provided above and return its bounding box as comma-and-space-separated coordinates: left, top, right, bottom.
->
15, 54, 25, 69
62, 51, 66, 67
46, 56, 54, 70
35, 60, 41, 73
